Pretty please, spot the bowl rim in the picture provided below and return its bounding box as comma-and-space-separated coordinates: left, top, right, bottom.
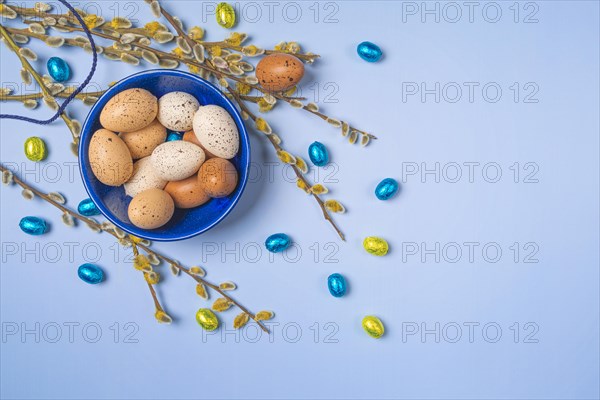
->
78, 69, 250, 242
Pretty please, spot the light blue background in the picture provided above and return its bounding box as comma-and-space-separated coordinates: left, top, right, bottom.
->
1, 1, 599, 399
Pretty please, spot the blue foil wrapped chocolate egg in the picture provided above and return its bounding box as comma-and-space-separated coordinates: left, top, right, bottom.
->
166, 131, 183, 141
78, 198, 101, 216
375, 178, 399, 200
19, 216, 48, 235
327, 273, 347, 297
78, 263, 104, 284
308, 141, 329, 167
357, 41, 383, 63
46, 57, 71, 82
265, 233, 291, 253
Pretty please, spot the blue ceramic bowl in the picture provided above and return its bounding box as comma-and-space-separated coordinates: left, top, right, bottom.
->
79, 70, 250, 242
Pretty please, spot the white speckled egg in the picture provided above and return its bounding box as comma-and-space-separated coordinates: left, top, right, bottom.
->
157, 91, 200, 131
124, 156, 168, 198
193, 105, 239, 159
150, 141, 205, 181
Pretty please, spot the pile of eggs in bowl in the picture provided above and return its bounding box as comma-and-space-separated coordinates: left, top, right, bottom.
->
88, 88, 240, 230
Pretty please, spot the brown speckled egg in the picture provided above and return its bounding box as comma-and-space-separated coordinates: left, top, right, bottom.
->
256, 54, 304, 92
157, 92, 200, 131
128, 188, 174, 229
150, 141, 206, 181
183, 130, 216, 158
124, 157, 168, 198
198, 158, 238, 198
119, 119, 166, 159
88, 128, 133, 186
100, 88, 158, 133
164, 174, 211, 208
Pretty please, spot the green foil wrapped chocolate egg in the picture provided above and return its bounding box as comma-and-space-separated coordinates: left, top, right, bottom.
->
216, 2, 236, 28
363, 236, 389, 256
362, 315, 385, 338
196, 308, 219, 331
24, 137, 47, 162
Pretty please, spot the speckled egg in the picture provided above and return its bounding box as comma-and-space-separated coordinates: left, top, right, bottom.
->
99, 88, 158, 133
183, 130, 201, 146
183, 130, 215, 158
198, 158, 238, 198
256, 53, 305, 92
193, 105, 239, 159
128, 188, 174, 229
164, 174, 211, 208
124, 157, 168, 198
119, 119, 167, 159
88, 129, 133, 186
150, 141, 205, 181
157, 91, 200, 132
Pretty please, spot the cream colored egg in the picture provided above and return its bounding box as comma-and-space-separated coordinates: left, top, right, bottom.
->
100, 88, 158, 133
150, 141, 205, 181
157, 91, 200, 131
119, 119, 167, 159
88, 128, 133, 186
128, 189, 174, 229
193, 105, 239, 159
124, 157, 168, 198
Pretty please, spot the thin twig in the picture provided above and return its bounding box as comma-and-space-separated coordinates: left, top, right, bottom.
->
0, 164, 270, 332
227, 87, 345, 241
0, 24, 79, 140
0, 90, 105, 102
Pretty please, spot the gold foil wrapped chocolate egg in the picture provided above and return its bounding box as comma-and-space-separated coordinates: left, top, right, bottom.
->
196, 308, 219, 331
363, 236, 389, 256
24, 137, 47, 162
362, 315, 385, 339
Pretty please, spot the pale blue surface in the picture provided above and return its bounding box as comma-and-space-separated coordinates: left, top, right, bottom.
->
1, 1, 599, 399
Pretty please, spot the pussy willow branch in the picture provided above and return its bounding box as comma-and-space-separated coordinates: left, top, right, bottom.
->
4, 13, 348, 239
6, 6, 374, 140
0, 24, 79, 140
130, 242, 169, 317
0, 164, 269, 333
228, 87, 345, 240
155, 2, 343, 241
0, 161, 170, 316
201, 40, 318, 62
0, 90, 106, 102
11, 3, 318, 61
135, 243, 269, 333
2, 5, 355, 238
